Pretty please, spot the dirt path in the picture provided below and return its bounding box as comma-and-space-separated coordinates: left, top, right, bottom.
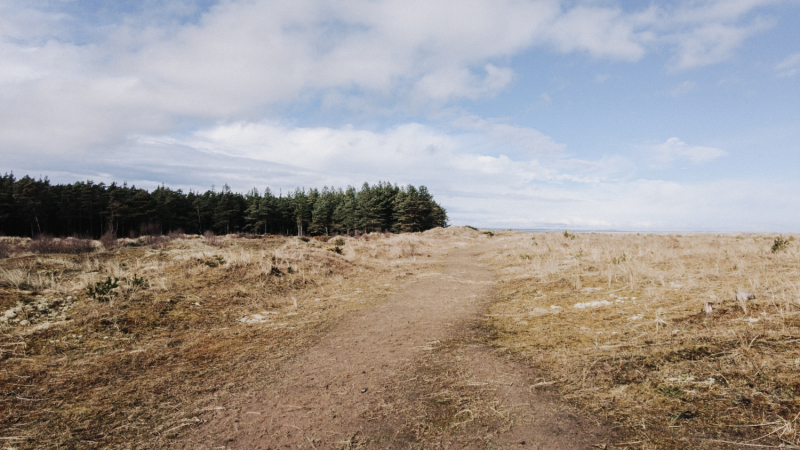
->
178, 243, 613, 449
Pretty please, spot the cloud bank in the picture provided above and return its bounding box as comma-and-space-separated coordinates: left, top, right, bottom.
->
2, 0, 797, 231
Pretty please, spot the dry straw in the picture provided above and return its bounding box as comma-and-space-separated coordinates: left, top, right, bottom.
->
0, 230, 476, 448
485, 231, 800, 449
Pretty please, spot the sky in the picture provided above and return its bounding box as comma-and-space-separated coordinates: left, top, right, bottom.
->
1, 0, 799, 232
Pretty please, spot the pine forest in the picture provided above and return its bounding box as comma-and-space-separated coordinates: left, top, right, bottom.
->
0, 174, 448, 238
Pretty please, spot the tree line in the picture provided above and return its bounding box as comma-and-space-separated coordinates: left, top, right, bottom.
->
0, 174, 448, 238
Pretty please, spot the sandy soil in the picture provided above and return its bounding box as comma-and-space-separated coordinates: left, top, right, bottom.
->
176, 242, 614, 449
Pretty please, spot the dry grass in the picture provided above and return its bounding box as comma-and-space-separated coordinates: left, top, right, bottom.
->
8, 228, 791, 449
484, 231, 800, 449
0, 231, 469, 449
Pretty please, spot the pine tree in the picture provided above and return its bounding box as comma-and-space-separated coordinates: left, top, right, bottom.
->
0, 177, 447, 238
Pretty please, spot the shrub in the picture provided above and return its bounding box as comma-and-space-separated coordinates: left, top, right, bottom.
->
465, 225, 478, 231
563, 230, 576, 240
612, 253, 627, 264
30, 234, 94, 255
328, 246, 343, 254
771, 235, 793, 253
203, 230, 216, 245
483, 231, 494, 237
88, 277, 119, 302
299, 237, 310, 242
203, 256, 226, 268
28, 234, 57, 253
167, 229, 185, 240
99, 231, 118, 250
333, 237, 346, 246
128, 274, 148, 289
0, 239, 12, 258
140, 233, 170, 248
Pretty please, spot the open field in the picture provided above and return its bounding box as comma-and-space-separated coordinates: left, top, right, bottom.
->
2, 229, 799, 449
484, 231, 800, 449
0, 229, 478, 448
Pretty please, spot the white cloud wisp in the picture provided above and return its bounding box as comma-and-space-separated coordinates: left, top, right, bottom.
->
650, 137, 727, 164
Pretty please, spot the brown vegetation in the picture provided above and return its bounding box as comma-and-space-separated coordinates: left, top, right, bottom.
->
4, 229, 798, 449
484, 231, 800, 449
28, 234, 96, 255
0, 230, 468, 449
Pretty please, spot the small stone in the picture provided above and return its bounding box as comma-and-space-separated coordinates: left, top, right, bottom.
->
19, 319, 30, 326
360, 388, 368, 393
736, 291, 756, 301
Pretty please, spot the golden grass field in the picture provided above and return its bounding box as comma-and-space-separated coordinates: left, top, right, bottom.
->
484, 231, 800, 449
1, 228, 799, 449
0, 230, 477, 449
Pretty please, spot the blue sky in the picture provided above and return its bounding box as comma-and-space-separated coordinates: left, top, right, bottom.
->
1, 0, 799, 231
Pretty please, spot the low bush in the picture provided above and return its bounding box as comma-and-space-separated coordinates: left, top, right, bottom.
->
29, 234, 94, 255
128, 274, 149, 289
771, 235, 793, 253
0, 239, 12, 258
167, 229, 185, 240
99, 231, 118, 250
203, 256, 226, 268
87, 277, 119, 301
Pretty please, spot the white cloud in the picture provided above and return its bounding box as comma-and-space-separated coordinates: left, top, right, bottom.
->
413, 64, 516, 101
1, 1, 796, 233
0, 0, 783, 156
666, 17, 774, 70
776, 52, 800, 77
141, 119, 580, 185
450, 115, 565, 158
443, 175, 800, 232
543, 5, 647, 60
133, 121, 764, 231
650, 137, 727, 164
6, 118, 796, 232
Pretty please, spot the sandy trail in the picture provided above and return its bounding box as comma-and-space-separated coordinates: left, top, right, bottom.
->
180, 243, 611, 449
